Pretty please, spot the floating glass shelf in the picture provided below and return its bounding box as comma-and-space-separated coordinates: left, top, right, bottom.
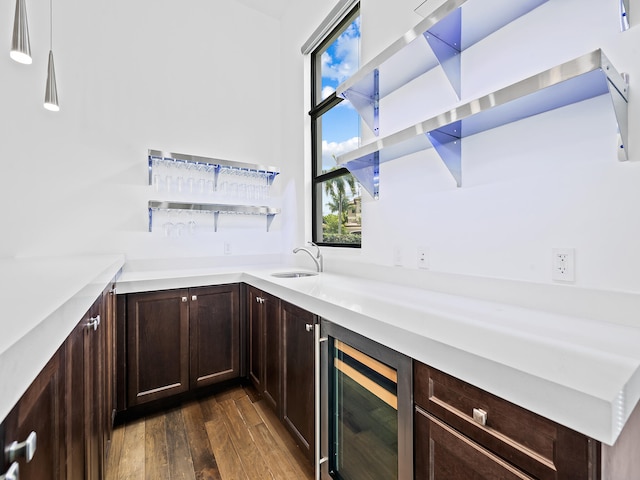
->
148, 149, 280, 193
335, 0, 549, 136
336, 49, 629, 198
148, 201, 281, 233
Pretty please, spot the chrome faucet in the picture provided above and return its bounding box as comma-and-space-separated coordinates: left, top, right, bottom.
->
293, 242, 323, 272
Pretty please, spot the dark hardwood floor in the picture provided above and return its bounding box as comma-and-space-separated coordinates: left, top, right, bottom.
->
105, 384, 314, 480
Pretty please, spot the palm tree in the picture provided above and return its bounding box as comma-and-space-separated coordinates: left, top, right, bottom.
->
323, 168, 356, 235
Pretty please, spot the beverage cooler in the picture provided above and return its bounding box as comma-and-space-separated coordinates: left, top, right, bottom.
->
315, 319, 413, 480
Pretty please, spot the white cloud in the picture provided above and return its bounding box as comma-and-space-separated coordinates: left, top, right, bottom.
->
322, 136, 360, 168
321, 18, 360, 84
322, 86, 335, 100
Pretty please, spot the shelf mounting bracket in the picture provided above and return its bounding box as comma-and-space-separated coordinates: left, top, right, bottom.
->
424, 8, 461, 98
344, 152, 380, 199
427, 123, 462, 187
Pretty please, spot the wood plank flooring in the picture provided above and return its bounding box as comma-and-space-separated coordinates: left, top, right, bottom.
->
105, 384, 314, 480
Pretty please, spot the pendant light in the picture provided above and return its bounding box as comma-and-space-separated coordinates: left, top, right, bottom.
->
10, 0, 31, 64
44, 0, 59, 111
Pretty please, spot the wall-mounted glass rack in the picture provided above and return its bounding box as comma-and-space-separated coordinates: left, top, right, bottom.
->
148, 149, 279, 199
148, 201, 281, 233
335, 0, 549, 136
336, 49, 629, 198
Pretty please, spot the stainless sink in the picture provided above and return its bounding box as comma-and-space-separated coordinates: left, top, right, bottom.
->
271, 271, 319, 278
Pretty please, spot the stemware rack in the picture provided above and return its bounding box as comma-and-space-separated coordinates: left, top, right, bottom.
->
148, 150, 281, 233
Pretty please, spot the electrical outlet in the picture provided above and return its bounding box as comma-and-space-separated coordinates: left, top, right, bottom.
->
224, 242, 232, 255
552, 248, 575, 282
417, 246, 429, 269
393, 246, 403, 266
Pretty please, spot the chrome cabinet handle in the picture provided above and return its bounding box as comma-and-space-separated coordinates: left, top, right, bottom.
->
191, 295, 197, 301
256, 297, 265, 304
86, 315, 100, 331
6, 431, 37, 463
0, 462, 19, 480
305, 323, 313, 332
473, 408, 488, 426
181, 296, 188, 302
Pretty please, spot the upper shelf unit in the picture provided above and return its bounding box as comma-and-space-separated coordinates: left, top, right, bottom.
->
336, 49, 629, 199
335, 0, 549, 136
148, 149, 280, 192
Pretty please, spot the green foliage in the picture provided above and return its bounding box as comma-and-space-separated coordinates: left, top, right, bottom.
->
323, 214, 341, 234
322, 232, 361, 244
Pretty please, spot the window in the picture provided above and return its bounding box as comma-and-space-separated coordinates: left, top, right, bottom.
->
310, 6, 361, 247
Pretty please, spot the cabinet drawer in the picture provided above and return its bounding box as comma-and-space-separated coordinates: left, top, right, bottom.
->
415, 407, 534, 480
414, 361, 597, 480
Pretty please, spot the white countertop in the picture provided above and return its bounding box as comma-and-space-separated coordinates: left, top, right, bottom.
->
117, 264, 640, 446
2, 257, 639, 447
0, 254, 125, 424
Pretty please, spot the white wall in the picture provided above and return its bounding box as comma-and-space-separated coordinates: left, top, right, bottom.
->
0, 0, 286, 261
281, 0, 640, 293
3, 0, 639, 294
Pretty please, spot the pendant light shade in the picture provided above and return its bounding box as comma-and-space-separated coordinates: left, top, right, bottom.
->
44, 50, 59, 111
44, 0, 59, 111
10, 0, 32, 64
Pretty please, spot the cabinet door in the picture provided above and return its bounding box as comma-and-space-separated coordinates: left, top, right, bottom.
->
263, 291, 281, 413
2, 349, 65, 480
415, 408, 534, 480
190, 284, 240, 389
247, 286, 264, 392
281, 301, 315, 464
127, 289, 190, 406
85, 301, 104, 480
65, 313, 87, 480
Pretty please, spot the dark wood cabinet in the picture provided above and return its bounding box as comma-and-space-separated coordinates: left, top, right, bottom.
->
190, 284, 240, 389
1, 281, 116, 480
126, 289, 190, 406
1, 349, 65, 480
263, 290, 281, 411
125, 284, 240, 408
247, 286, 281, 413
414, 361, 600, 480
416, 407, 536, 479
66, 287, 115, 480
247, 286, 264, 392
281, 300, 315, 464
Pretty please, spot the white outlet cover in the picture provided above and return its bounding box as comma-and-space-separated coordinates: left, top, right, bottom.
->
552, 248, 575, 282
417, 246, 429, 269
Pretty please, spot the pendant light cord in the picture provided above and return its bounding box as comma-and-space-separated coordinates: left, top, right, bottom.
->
49, 0, 53, 50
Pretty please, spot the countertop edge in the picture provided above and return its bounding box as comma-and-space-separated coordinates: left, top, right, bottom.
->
0, 255, 125, 424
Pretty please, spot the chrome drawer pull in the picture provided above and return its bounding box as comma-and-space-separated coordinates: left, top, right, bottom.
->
86, 315, 100, 331
473, 408, 488, 426
0, 462, 19, 480
6, 431, 37, 463
305, 323, 313, 332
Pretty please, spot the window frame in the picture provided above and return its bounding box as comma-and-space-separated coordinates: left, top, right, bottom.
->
309, 4, 361, 248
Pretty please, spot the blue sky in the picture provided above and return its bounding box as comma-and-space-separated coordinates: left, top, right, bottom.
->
320, 16, 361, 172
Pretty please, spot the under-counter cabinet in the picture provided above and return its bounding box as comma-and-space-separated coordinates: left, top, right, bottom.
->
414, 361, 599, 479
1, 282, 116, 480
66, 293, 113, 480
124, 284, 240, 408
1, 348, 65, 480
247, 286, 281, 413
281, 300, 316, 465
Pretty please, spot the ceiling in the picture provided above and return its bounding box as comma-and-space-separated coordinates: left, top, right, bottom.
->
233, 0, 295, 19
